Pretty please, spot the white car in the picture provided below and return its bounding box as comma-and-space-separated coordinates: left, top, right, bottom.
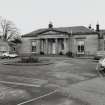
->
96, 58, 105, 76
1, 52, 18, 58
8, 53, 18, 58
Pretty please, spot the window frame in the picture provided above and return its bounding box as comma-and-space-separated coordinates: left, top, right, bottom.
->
31, 40, 37, 52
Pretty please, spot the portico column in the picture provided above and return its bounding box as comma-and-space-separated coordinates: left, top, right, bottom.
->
64, 38, 67, 54
37, 39, 41, 53
45, 39, 48, 54
55, 38, 58, 54
40, 39, 42, 52
41, 39, 44, 52
48, 39, 52, 54
43, 39, 46, 54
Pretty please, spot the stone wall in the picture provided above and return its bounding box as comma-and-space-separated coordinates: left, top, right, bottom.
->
85, 34, 98, 55
73, 34, 98, 55
18, 37, 32, 54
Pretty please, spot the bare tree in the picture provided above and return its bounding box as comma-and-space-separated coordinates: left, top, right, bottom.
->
0, 17, 22, 53
0, 17, 21, 43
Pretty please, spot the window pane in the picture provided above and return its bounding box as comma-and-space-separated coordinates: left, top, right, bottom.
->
32, 41, 36, 46
32, 41, 37, 52
32, 46, 36, 52
78, 45, 81, 52
81, 45, 84, 52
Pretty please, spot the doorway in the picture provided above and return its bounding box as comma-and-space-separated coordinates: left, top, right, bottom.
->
52, 40, 56, 54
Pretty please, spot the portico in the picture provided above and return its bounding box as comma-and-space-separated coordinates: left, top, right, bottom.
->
39, 38, 68, 55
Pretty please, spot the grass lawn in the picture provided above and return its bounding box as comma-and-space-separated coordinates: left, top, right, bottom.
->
0, 57, 97, 105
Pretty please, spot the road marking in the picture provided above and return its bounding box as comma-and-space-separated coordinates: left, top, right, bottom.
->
17, 89, 58, 105
0, 80, 40, 87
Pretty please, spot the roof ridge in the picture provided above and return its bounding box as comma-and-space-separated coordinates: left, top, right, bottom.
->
22, 25, 96, 37
55, 25, 86, 28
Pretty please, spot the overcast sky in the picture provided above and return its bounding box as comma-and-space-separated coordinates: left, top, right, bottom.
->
0, 0, 105, 34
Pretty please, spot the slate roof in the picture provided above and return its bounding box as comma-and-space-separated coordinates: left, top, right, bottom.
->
22, 26, 97, 37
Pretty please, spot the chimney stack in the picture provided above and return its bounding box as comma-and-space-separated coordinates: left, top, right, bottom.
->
48, 22, 53, 28
88, 24, 91, 29
96, 23, 100, 32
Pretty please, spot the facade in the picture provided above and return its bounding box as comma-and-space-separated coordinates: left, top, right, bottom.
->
20, 23, 105, 56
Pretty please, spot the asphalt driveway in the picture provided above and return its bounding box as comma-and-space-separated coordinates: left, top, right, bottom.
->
0, 57, 97, 105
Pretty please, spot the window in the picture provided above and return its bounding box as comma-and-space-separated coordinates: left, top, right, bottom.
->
78, 45, 84, 52
78, 45, 81, 52
31, 41, 37, 52
12, 47, 16, 52
81, 45, 84, 52
77, 40, 85, 53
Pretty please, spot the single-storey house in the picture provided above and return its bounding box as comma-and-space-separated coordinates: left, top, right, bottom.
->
19, 23, 105, 56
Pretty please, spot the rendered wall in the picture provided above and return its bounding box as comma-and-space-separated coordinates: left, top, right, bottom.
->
73, 34, 98, 55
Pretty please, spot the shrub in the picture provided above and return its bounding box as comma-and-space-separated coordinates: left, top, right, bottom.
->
40, 51, 44, 55
20, 56, 39, 63
66, 51, 73, 57
20, 53, 39, 63
59, 51, 63, 55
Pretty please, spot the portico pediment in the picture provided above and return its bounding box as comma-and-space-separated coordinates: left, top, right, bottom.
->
39, 29, 66, 35
42, 30, 61, 35
38, 34, 68, 39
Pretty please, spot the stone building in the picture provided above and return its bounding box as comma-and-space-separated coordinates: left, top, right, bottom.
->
0, 39, 10, 55
20, 23, 105, 56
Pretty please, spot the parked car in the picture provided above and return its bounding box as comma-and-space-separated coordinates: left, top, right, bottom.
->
8, 53, 18, 58
94, 51, 105, 60
1, 52, 18, 59
96, 57, 105, 76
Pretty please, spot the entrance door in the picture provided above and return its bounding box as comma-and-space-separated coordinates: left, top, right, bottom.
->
52, 42, 56, 54
77, 40, 85, 55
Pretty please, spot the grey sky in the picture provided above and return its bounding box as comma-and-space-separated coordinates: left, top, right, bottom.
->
0, 0, 105, 34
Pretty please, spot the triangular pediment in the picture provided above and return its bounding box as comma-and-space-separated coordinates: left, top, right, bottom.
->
38, 29, 67, 36
42, 30, 61, 35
